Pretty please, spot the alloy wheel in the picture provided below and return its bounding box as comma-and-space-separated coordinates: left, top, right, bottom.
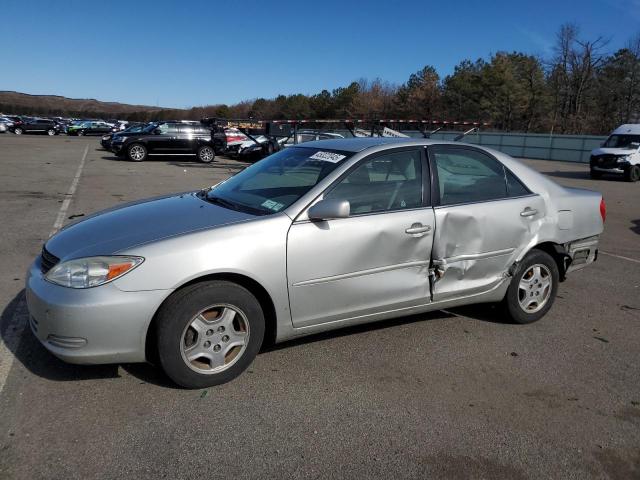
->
180, 304, 250, 374
517, 264, 552, 314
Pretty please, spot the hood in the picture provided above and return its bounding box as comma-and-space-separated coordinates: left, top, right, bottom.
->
591, 147, 637, 156
46, 192, 255, 260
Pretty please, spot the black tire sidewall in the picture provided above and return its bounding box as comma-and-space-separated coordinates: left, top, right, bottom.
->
503, 249, 559, 324
127, 143, 147, 162
197, 145, 215, 163
156, 281, 265, 388
628, 165, 640, 182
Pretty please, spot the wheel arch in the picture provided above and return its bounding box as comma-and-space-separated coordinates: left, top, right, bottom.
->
145, 272, 278, 363
521, 241, 569, 281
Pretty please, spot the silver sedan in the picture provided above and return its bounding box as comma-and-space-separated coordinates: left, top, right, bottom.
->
26, 138, 605, 388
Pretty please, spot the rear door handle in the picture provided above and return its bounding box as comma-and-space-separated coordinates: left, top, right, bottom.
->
520, 207, 538, 217
405, 223, 432, 235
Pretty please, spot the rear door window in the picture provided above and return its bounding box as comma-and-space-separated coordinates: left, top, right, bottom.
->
431, 147, 508, 206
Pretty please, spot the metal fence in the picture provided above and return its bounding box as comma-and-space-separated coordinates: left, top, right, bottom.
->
406, 131, 608, 163
329, 129, 608, 163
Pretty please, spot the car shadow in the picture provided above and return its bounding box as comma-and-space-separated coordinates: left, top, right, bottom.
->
99, 154, 251, 174
3, 288, 507, 388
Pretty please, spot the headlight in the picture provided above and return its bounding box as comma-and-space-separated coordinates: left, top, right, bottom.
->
618, 155, 631, 163
112, 136, 124, 143
45, 256, 143, 288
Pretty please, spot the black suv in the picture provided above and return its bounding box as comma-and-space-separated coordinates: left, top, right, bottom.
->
10, 118, 61, 136
111, 122, 215, 163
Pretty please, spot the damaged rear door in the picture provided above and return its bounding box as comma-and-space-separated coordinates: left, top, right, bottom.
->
428, 145, 545, 301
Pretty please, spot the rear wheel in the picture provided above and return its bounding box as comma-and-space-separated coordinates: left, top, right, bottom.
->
127, 143, 147, 162
156, 281, 265, 388
501, 249, 559, 324
197, 145, 215, 163
589, 169, 602, 179
625, 165, 640, 182
13, 127, 23, 135
47, 129, 56, 136
77, 130, 85, 136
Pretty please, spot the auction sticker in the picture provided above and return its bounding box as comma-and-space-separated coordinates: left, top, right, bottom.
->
309, 151, 346, 163
261, 199, 284, 211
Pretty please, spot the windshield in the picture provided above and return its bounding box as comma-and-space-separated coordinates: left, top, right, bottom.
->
603, 134, 640, 149
205, 147, 352, 215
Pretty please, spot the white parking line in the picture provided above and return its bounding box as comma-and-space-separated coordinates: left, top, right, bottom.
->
600, 251, 640, 264
0, 145, 89, 395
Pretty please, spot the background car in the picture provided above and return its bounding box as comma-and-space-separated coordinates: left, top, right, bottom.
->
590, 124, 640, 182
9, 118, 61, 135
67, 121, 113, 136
111, 122, 215, 162
101, 123, 147, 150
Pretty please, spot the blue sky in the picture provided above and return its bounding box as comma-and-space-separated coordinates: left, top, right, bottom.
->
0, 0, 636, 108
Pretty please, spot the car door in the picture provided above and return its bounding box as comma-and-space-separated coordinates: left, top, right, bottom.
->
287, 147, 435, 328
428, 145, 545, 301
146, 123, 178, 153
176, 125, 196, 152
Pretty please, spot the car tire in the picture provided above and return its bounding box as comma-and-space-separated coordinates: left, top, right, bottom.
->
156, 281, 265, 388
78, 130, 85, 136
624, 165, 640, 182
127, 143, 147, 162
47, 129, 56, 136
13, 127, 23, 135
501, 249, 559, 325
197, 145, 215, 163
589, 169, 602, 179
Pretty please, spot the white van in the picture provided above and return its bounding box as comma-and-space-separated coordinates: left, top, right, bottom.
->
590, 124, 640, 182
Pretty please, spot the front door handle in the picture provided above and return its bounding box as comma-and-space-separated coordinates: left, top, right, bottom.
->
405, 223, 432, 235
520, 207, 538, 217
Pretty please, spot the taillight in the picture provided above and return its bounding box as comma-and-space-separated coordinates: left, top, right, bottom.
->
599, 198, 606, 223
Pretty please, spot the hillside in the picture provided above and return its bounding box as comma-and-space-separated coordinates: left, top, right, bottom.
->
0, 91, 176, 117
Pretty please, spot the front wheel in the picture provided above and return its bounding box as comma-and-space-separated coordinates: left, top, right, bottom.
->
13, 127, 23, 135
625, 165, 640, 182
156, 281, 265, 388
197, 145, 215, 163
47, 129, 56, 136
501, 249, 559, 324
77, 130, 85, 136
127, 143, 147, 162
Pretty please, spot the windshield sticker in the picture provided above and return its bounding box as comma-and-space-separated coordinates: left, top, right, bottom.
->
309, 151, 347, 163
261, 199, 284, 211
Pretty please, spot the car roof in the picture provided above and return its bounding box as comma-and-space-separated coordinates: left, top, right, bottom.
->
612, 124, 640, 135
293, 137, 419, 152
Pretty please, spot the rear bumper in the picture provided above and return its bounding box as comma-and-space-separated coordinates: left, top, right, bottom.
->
566, 235, 599, 274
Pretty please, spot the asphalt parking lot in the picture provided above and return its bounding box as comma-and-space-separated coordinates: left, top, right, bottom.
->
0, 134, 638, 479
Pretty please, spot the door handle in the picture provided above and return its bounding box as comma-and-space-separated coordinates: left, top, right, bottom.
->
405, 223, 432, 235
520, 207, 538, 217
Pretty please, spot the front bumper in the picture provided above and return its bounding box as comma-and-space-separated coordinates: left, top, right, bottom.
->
591, 166, 625, 174
25, 258, 170, 364
111, 143, 124, 153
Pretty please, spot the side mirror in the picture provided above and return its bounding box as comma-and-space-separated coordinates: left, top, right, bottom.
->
308, 199, 350, 221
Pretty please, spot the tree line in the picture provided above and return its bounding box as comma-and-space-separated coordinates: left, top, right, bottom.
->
4, 24, 639, 135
